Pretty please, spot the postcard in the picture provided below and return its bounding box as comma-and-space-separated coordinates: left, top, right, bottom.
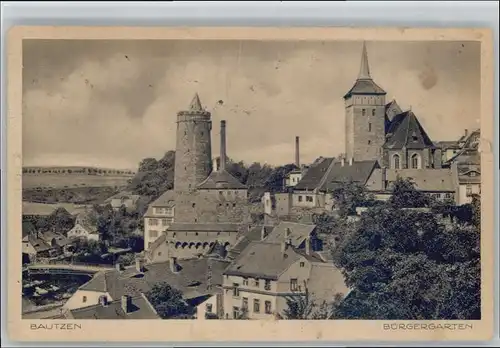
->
5, 26, 495, 342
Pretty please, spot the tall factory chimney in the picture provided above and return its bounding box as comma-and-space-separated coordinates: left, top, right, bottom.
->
220, 120, 227, 171
295, 136, 300, 167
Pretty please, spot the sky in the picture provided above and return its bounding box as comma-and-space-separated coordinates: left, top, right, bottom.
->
22, 39, 480, 170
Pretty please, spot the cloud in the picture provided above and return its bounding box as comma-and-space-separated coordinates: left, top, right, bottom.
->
22, 40, 481, 168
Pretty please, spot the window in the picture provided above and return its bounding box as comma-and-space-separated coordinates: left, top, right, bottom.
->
242, 297, 248, 310
362, 109, 366, 116
219, 191, 223, 196
82, 296, 87, 303
368, 140, 371, 145
192, 203, 196, 208
470, 172, 477, 177
148, 218, 158, 226
232, 306, 239, 319
161, 219, 168, 226
253, 299, 260, 313
306, 196, 313, 202
206, 303, 213, 313
411, 154, 419, 169
298, 196, 303, 202
232, 283, 240, 297
290, 278, 299, 291
300, 262, 305, 268
466, 185, 472, 196
149, 230, 158, 238
255, 279, 260, 287
393, 154, 400, 169
368, 122, 372, 132
371, 109, 375, 117
265, 301, 272, 314
264, 280, 271, 290
243, 278, 249, 286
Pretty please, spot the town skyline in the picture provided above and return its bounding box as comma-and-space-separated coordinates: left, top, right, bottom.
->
23, 40, 480, 169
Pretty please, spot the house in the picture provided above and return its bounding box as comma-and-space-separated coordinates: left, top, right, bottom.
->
366, 167, 457, 203
143, 190, 176, 251
67, 212, 100, 242
104, 192, 141, 211
222, 240, 348, 320
264, 221, 322, 252
22, 223, 73, 262
65, 293, 160, 319
63, 255, 230, 314
292, 157, 379, 210
226, 225, 274, 260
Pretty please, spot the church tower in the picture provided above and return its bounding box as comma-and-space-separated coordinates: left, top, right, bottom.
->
174, 93, 213, 193
344, 42, 387, 162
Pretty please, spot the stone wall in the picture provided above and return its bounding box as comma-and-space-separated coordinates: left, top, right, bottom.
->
174, 111, 213, 194
345, 95, 386, 162
174, 189, 252, 224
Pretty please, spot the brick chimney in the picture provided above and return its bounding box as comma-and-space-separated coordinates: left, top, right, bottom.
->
135, 256, 144, 273
295, 136, 300, 167
99, 295, 108, 307
305, 237, 312, 256
169, 257, 179, 273
261, 226, 267, 241
220, 120, 227, 171
464, 129, 469, 137
121, 295, 131, 314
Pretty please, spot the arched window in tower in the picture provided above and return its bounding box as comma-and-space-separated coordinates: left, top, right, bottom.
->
362, 109, 366, 116
393, 154, 400, 169
411, 154, 420, 169
371, 109, 375, 116
368, 123, 372, 132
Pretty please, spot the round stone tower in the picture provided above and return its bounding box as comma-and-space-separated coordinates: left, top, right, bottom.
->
174, 93, 213, 193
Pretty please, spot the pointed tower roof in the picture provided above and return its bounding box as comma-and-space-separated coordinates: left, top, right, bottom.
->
343, 42, 386, 99
189, 93, 203, 112
383, 110, 435, 150
358, 41, 371, 79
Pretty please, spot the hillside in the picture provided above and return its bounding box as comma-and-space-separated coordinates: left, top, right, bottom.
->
22, 186, 120, 205
22, 166, 135, 190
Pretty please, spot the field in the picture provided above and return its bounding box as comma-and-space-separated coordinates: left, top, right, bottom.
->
22, 186, 120, 205
22, 174, 132, 190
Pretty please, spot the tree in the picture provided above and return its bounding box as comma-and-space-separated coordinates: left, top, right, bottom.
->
331, 203, 480, 320
280, 282, 341, 319
145, 282, 194, 319
330, 181, 374, 216
389, 177, 430, 208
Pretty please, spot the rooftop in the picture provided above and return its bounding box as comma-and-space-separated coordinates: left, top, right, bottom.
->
384, 168, 455, 192
383, 110, 435, 150
197, 169, 247, 190
265, 221, 316, 245
78, 257, 231, 301
67, 293, 160, 320
166, 223, 241, 232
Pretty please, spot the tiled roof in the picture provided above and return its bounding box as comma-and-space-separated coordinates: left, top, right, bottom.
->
306, 263, 350, 303
265, 222, 316, 245
227, 225, 272, 259
320, 160, 379, 192
294, 158, 334, 191
28, 236, 52, 253
436, 141, 461, 149
343, 79, 387, 99
385, 168, 455, 191
78, 258, 231, 301
224, 241, 308, 280
294, 158, 377, 192
383, 111, 435, 150
167, 223, 240, 232
197, 169, 247, 190
67, 293, 160, 320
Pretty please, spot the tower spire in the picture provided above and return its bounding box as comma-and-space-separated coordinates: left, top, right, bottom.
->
358, 41, 371, 80
189, 93, 203, 111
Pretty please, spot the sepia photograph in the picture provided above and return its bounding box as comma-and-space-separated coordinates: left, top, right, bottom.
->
6, 26, 495, 342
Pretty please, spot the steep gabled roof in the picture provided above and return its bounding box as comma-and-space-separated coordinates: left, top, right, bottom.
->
294, 157, 378, 192
383, 111, 435, 150
197, 169, 247, 190
224, 242, 306, 280
265, 222, 316, 246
